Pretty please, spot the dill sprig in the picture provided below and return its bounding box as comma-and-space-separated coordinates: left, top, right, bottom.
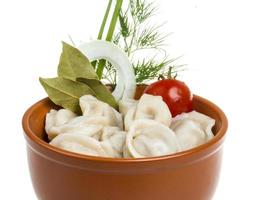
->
134, 57, 174, 83
101, 0, 183, 84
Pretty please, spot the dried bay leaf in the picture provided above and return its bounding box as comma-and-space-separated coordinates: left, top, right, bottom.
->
77, 77, 118, 109
40, 42, 119, 113
57, 42, 98, 80
39, 77, 96, 114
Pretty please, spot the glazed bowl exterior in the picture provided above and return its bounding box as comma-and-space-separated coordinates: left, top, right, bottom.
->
22, 86, 228, 200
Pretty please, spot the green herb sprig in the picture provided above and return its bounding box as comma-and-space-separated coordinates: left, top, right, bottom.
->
97, 0, 183, 84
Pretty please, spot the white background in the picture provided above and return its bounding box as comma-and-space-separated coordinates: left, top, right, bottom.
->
0, 0, 261, 199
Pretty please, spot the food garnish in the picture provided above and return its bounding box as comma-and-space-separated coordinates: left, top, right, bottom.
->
144, 73, 193, 117
40, 42, 121, 113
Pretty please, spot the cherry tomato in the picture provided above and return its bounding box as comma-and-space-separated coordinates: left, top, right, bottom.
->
144, 79, 193, 117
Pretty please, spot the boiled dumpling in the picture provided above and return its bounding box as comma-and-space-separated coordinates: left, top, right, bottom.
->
136, 95, 172, 127
80, 95, 123, 129
112, 109, 124, 129
119, 99, 137, 116
50, 133, 120, 158
67, 115, 111, 126
101, 127, 127, 155
49, 125, 103, 141
124, 106, 136, 131
45, 109, 77, 140
170, 111, 215, 151
123, 145, 132, 158
48, 116, 110, 140
100, 140, 122, 158
124, 94, 172, 130
46, 94, 216, 158
101, 126, 121, 140
79, 95, 105, 116
126, 119, 181, 158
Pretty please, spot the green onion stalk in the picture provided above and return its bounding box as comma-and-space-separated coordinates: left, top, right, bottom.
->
96, 0, 123, 79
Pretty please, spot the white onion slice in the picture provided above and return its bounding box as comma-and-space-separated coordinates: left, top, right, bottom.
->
78, 40, 136, 101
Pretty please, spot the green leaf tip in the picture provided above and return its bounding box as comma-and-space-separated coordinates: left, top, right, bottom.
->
77, 77, 118, 110
39, 77, 96, 114
58, 41, 98, 81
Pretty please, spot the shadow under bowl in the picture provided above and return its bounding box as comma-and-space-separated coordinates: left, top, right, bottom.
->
22, 87, 228, 200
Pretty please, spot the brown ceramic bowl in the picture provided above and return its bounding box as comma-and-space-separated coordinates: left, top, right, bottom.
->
22, 86, 228, 200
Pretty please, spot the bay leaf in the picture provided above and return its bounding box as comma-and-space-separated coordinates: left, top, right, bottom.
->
77, 77, 118, 109
57, 42, 98, 80
39, 77, 96, 114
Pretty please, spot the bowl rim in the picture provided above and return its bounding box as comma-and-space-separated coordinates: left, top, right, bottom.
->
22, 95, 228, 163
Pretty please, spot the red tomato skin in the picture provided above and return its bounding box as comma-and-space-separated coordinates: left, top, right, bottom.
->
144, 79, 193, 117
